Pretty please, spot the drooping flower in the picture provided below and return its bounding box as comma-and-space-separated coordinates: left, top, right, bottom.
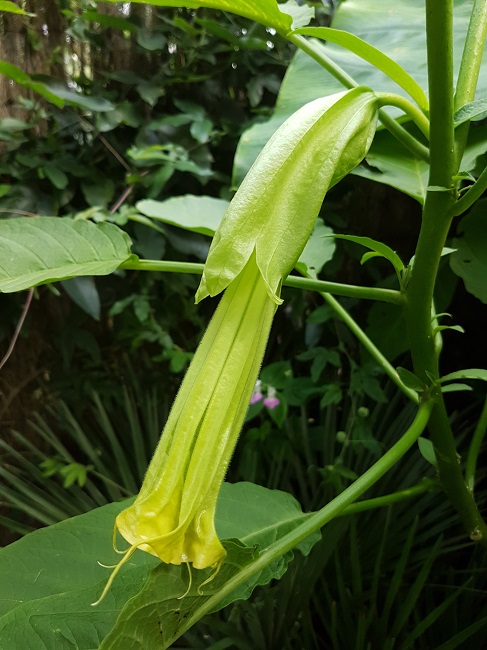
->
96, 88, 379, 603
114, 252, 277, 568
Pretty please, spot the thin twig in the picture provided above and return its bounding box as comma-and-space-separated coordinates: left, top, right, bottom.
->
0, 289, 34, 371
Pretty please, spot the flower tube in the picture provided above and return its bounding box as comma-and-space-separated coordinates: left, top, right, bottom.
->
97, 88, 380, 602
115, 251, 277, 570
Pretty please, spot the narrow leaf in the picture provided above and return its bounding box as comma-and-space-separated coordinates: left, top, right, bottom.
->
439, 369, 487, 384
293, 26, 428, 112
0, 217, 132, 293
331, 234, 404, 276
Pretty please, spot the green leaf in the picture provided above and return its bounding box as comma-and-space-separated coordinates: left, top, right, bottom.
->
190, 118, 213, 143
135, 30, 166, 51
0, 62, 64, 108
353, 128, 429, 202
396, 367, 425, 392
34, 78, 115, 112
0, 1, 35, 15
417, 438, 436, 467
0, 483, 319, 648
0, 217, 132, 293
137, 194, 230, 237
61, 276, 101, 321
0, 63, 115, 111
450, 199, 487, 303
100, 0, 311, 35
294, 218, 335, 279
331, 234, 404, 276
81, 11, 138, 32
454, 97, 487, 126
293, 26, 428, 112
439, 369, 487, 384
43, 163, 69, 190
441, 383, 473, 393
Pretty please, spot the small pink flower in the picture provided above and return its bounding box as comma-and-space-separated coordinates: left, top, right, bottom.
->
264, 386, 280, 410
250, 380, 263, 404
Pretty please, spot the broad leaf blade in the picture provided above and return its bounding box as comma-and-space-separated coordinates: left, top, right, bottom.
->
101, 483, 319, 649
0, 483, 318, 649
136, 194, 229, 236
0, 217, 133, 292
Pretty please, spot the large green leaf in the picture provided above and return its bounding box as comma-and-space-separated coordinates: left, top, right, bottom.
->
136, 194, 230, 236
0, 483, 318, 649
0, 217, 133, 292
450, 200, 487, 303
234, 0, 487, 184
101, 482, 318, 649
101, 0, 313, 35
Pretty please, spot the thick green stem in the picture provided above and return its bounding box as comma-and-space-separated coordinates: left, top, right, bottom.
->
119, 259, 404, 304
465, 397, 487, 493
288, 33, 430, 163
173, 399, 433, 644
405, 0, 487, 542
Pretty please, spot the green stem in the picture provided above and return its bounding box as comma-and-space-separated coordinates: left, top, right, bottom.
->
119, 259, 404, 304
451, 162, 487, 216
405, 0, 487, 542
288, 33, 430, 163
377, 92, 430, 139
174, 400, 434, 644
465, 397, 487, 493
340, 478, 438, 515
320, 291, 419, 404
455, 0, 487, 109
287, 32, 357, 89
453, 0, 487, 166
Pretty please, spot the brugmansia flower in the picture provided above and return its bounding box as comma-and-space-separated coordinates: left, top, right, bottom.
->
115, 251, 277, 571
95, 87, 379, 603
